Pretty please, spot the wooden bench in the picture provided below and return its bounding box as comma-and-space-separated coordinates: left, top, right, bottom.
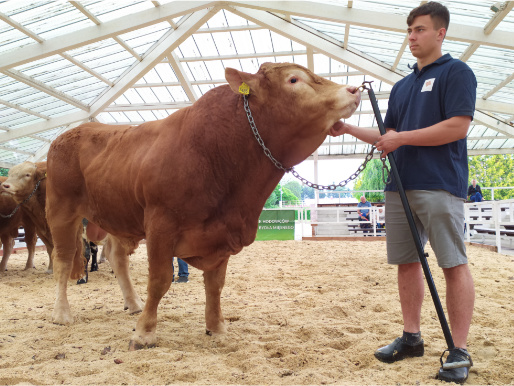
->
475, 227, 514, 237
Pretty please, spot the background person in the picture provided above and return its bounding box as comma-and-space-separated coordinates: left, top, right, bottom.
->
172, 257, 189, 283
467, 179, 483, 202
357, 195, 372, 232
330, 2, 476, 383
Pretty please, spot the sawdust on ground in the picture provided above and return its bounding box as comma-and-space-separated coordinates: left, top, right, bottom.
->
0, 240, 513, 385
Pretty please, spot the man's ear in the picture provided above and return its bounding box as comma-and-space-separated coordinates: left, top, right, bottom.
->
225, 68, 261, 96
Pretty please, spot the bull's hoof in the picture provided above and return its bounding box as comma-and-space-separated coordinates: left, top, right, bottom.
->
128, 340, 156, 351
52, 312, 73, 325
77, 277, 87, 285
124, 299, 144, 314
91, 264, 98, 272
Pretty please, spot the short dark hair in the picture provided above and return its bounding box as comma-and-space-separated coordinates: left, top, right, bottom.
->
407, 1, 450, 31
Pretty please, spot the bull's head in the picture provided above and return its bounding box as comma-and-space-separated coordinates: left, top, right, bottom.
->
224, 62, 361, 166
0, 161, 46, 204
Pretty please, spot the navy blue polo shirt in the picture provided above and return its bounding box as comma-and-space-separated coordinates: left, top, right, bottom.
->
383, 54, 477, 199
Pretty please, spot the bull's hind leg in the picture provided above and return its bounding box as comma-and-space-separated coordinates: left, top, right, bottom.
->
203, 258, 229, 335
103, 236, 143, 314
129, 236, 173, 350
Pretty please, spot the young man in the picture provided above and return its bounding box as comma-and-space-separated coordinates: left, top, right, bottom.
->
331, 2, 476, 383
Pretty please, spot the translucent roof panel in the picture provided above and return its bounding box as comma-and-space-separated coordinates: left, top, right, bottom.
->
0, 1, 512, 168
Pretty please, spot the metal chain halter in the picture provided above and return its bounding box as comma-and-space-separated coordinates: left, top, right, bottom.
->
243, 93, 390, 190
0, 177, 45, 219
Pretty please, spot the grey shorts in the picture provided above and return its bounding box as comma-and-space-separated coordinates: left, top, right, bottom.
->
385, 190, 468, 268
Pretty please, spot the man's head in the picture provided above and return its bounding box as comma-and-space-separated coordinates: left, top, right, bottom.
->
407, 2, 449, 32
472, 179, 477, 187
360, 196, 367, 203
407, 2, 449, 62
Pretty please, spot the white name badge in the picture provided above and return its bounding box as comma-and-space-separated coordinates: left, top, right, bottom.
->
421, 78, 435, 92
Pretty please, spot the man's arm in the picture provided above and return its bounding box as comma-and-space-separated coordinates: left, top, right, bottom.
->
375, 116, 471, 157
329, 122, 382, 144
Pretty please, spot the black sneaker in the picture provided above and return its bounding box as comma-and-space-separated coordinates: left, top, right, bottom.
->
175, 276, 189, 283
374, 337, 424, 363
438, 348, 472, 384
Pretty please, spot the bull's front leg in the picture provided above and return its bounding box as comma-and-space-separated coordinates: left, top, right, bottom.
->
129, 237, 173, 350
22, 222, 38, 270
203, 258, 229, 335
0, 235, 14, 273
103, 236, 143, 314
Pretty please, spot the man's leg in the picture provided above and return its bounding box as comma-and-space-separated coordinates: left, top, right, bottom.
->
442, 264, 475, 349
398, 262, 424, 333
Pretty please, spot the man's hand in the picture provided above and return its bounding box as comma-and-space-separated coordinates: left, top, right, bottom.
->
375, 130, 404, 157
329, 121, 350, 137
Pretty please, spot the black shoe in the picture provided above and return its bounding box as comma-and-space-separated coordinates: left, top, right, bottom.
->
175, 276, 189, 283
438, 348, 472, 384
374, 337, 424, 363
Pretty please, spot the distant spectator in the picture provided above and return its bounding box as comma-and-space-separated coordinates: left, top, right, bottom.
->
467, 179, 483, 202
172, 257, 189, 283
357, 195, 372, 232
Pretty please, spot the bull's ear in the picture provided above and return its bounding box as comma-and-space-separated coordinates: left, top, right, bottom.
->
35, 162, 47, 180
225, 68, 260, 95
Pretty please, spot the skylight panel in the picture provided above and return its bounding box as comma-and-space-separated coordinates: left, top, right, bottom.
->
84, 1, 153, 23
0, 26, 35, 54
179, 36, 202, 58
314, 54, 330, 73
223, 10, 251, 27
192, 33, 220, 57
221, 59, 242, 72
204, 61, 226, 80
269, 31, 292, 52
135, 88, 160, 104
250, 30, 273, 53
292, 55, 307, 67
206, 10, 229, 28
154, 63, 179, 83
167, 86, 188, 102
149, 87, 174, 103
231, 30, 256, 55
210, 32, 238, 56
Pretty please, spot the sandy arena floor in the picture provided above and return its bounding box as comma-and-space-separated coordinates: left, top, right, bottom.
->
0, 240, 513, 385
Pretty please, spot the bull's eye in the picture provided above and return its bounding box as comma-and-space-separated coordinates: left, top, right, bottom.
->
290, 77, 297, 84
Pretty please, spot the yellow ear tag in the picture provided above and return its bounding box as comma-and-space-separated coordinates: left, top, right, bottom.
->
238, 82, 250, 95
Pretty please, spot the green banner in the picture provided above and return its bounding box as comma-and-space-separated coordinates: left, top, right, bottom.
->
255, 210, 295, 241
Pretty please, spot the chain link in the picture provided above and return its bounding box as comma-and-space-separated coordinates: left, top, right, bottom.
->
243, 91, 390, 191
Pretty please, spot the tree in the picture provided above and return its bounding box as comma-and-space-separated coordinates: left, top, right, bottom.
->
0, 167, 8, 177
353, 159, 389, 202
468, 154, 514, 200
264, 184, 300, 208
283, 180, 302, 200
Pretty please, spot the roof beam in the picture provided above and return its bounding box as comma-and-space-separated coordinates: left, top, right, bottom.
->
1, 69, 90, 111
0, 146, 34, 157
227, 5, 404, 85
0, 98, 50, 120
166, 52, 198, 102
0, 1, 216, 71
0, 11, 44, 43
229, 1, 514, 50
89, 7, 219, 117
474, 111, 514, 138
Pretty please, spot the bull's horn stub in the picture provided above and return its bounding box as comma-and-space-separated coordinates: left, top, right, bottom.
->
238, 82, 250, 95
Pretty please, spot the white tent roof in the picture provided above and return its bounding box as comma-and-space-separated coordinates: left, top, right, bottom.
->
0, 0, 513, 168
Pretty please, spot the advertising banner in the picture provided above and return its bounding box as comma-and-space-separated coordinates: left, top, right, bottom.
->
255, 210, 295, 241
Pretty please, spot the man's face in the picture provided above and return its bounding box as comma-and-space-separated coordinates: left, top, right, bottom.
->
407, 15, 445, 59
360, 197, 366, 203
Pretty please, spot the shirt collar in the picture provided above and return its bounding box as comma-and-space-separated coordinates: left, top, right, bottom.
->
409, 53, 453, 74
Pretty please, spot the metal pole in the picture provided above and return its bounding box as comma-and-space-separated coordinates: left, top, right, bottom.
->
364, 82, 455, 351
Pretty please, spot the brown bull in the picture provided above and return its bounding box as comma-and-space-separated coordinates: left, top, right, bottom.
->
46, 62, 361, 349
0, 176, 38, 272
0, 164, 53, 272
